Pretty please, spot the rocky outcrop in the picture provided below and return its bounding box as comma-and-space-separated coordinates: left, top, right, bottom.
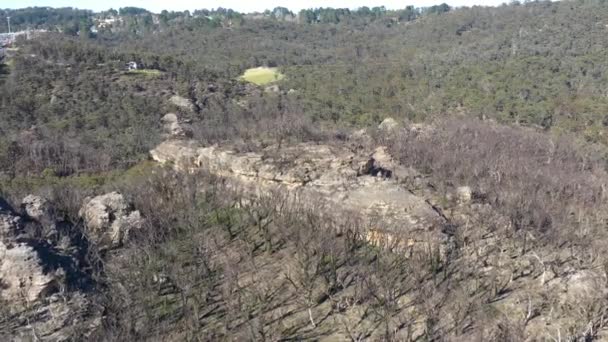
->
79, 192, 142, 250
367, 146, 419, 182
161, 113, 192, 139
169, 95, 196, 112
378, 117, 400, 132
456, 186, 472, 204
150, 139, 447, 254
21, 195, 53, 223
0, 201, 21, 239
0, 202, 60, 303
0, 193, 126, 339
149, 139, 202, 171
0, 242, 59, 302
21, 195, 59, 242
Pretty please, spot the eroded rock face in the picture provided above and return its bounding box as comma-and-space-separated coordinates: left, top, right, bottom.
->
150, 139, 202, 170
21, 195, 59, 242
22, 195, 52, 222
79, 192, 142, 250
0, 209, 21, 239
0, 197, 100, 339
161, 113, 193, 139
0, 242, 59, 302
0, 203, 62, 304
368, 146, 419, 182
150, 139, 447, 254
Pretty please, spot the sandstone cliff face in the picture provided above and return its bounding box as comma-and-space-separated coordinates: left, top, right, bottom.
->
0, 202, 59, 303
0, 243, 59, 303
0, 192, 140, 340
150, 138, 448, 253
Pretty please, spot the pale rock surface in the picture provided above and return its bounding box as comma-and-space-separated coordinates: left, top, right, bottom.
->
150, 139, 202, 171
21, 195, 58, 241
378, 117, 400, 132
79, 192, 142, 250
169, 95, 196, 112
22, 195, 53, 222
161, 113, 192, 139
151, 139, 447, 254
368, 146, 417, 181
0, 197, 99, 339
0, 203, 61, 303
456, 186, 472, 204
0, 242, 58, 302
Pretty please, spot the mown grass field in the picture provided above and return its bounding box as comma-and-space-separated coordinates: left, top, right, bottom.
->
241, 67, 284, 85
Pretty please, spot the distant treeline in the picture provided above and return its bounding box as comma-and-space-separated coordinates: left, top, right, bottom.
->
0, 4, 457, 32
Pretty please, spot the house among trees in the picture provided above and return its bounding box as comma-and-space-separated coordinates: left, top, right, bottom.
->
0, 33, 15, 47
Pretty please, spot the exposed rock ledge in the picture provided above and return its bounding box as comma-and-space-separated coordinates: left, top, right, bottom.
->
150, 139, 448, 252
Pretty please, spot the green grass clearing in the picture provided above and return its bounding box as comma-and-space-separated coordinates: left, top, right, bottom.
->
240, 67, 284, 85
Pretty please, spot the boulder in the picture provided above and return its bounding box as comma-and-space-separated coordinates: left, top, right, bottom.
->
0, 242, 60, 303
79, 192, 142, 250
161, 113, 192, 139
378, 117, 400, 132
169, 95, 196, 112
408, 123, 435, 138
0, 200, 62, 303
456, 186, 472, 204
370, 146, 395, 178
21, 195, 61, 244
358, 147, 417, 182
22, 195, 53, 223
